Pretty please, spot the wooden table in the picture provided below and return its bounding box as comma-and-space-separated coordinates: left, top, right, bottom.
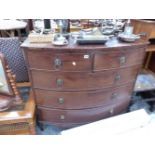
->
0, 91, 36, 135
0, 19, 27, 38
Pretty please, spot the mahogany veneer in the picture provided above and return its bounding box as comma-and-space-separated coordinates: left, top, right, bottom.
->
34, 84, 133, 109
21, 38, 147, 128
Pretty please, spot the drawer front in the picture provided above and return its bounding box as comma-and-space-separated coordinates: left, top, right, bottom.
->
37, 101, 130, 124
34, 84, 134, 109
94, 48, 145, 71
31, 65, 140, 91
26, 50, 92, 71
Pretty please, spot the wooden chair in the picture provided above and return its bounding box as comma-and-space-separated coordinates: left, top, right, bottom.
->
0, 91, 36, 135
131, 19, 155, 72
0, 37, 30, 87
0, 53, 35, 135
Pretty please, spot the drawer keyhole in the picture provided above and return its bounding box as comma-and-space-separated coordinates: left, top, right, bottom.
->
72, 61, 76, 66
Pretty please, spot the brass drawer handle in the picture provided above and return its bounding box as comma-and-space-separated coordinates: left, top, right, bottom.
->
60, 115, 65, 120
0, 82, 4, 88
54, 58, 62, 69
114, 74, 121, 82
111, 93, 117, 99
56, 79, 63, 87
119, 56, 126, 65
58, 97, 64, 104
109, 108, 114, 114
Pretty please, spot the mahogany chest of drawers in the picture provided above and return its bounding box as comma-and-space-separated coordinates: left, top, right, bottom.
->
21, 39, 147, 128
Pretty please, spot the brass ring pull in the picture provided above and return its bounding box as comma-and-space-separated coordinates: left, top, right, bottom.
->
119, 56, 126, 65
58, 98, 64, 104
110, 108, 114, 114
60, 115, 65, 120
54, 58, 62, 69
115, 74, 121, 82
0, 82, 4, 88
111, 93, 117, 99
56, 79, 63, 87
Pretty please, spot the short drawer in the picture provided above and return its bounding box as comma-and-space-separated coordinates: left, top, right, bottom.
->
26, 50, 92, 71
34, 84, 134, 109
31, 65, 140, 91
94, 48, 145, 71
37, 100, 130, 124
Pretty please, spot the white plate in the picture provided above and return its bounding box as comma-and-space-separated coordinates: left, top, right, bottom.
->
118, 33, 140, 42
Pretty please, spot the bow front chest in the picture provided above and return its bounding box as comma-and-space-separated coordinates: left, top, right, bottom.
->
21, 39, 147, 128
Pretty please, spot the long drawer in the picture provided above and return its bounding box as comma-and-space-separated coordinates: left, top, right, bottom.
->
94, 48, 145, 71
37, 100, 129, 124
31, 65, 140, 91
26, 50, 92, 72
34, 84, 134, 109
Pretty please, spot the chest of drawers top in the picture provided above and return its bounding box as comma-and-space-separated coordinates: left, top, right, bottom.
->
21, 38, 148, 50
21, 39, 148, 73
